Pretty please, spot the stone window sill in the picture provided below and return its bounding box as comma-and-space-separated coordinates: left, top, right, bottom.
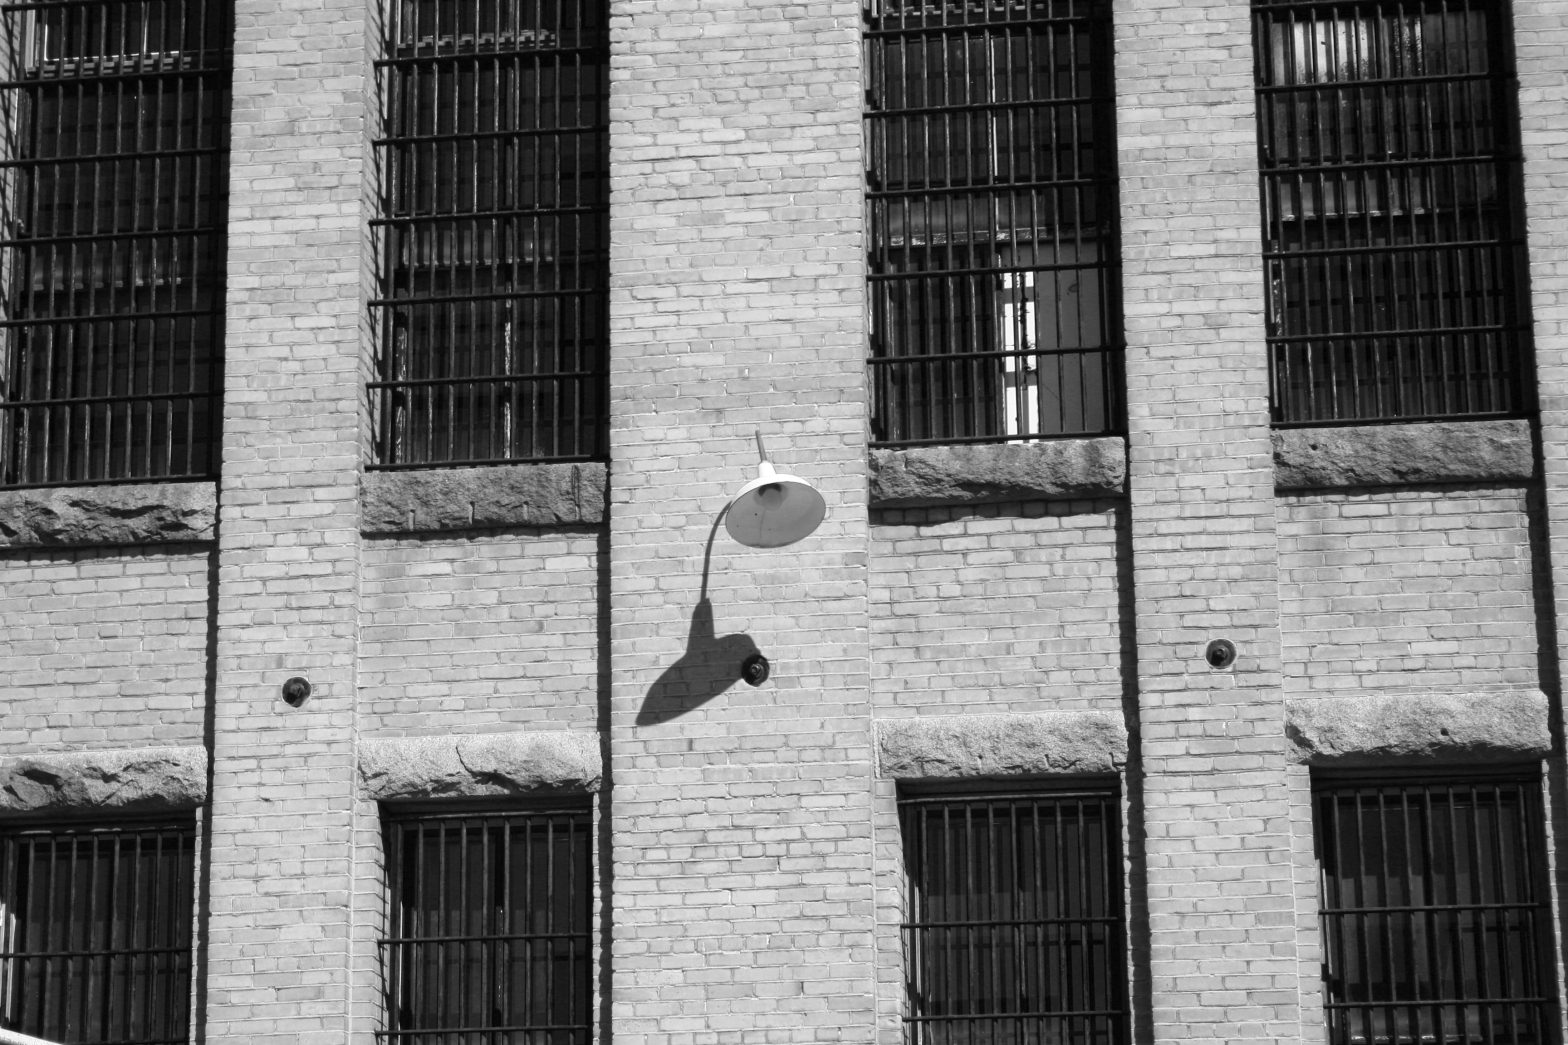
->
0, 481, 217, 549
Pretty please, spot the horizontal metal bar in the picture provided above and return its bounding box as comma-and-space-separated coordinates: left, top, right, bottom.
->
867, 173, 1105, 198
1266, 322, 1517, 344
2, 226, 219, 247
369, 372, 601, 388
370, 205, 600, 226
0, 145, 226, 168
372, 42, 605, 68
0, 63, 224, 88
871, 428, 1120, 448
1256, 69, 1497, 94
870, 345, 1121, 364
905, 1011, 1125, 1024
378, 930, 591, 944
372, 124, 602, 147
0, 307, 221, 326
0, 944, 191, 959
375, 1025, 592, 1038
367, 286, 599, 307
0, 390, 214, 409
1325, 997, 1554, 1010
865, 14, 1098, 35
1262, 154, 1517, 177
1260, 237, 1524, 262
866, 93, 1107, 119
367, 452, 601, 470
905, 914, 1124, 928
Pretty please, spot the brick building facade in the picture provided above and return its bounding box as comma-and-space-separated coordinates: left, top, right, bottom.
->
1, 0, 1566, 1042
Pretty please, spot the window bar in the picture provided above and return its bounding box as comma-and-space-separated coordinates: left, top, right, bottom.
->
1256, 0, 1529, 427
866, 0, 1122, 449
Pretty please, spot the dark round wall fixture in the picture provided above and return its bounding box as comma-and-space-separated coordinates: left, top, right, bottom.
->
741, 653, 770, 687
1205, 639, 1237, 670
281, 676, 312, 707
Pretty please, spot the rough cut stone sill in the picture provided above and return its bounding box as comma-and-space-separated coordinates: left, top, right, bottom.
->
359, 731, 602, 800
0, 481, 216, 549
0, 746, 207, 814
1285, 689, 1550, 766
869, 437, 1126, 508
877, 711, 1127, 780
361, 461, 607, 534
1274, 418, 1533, 490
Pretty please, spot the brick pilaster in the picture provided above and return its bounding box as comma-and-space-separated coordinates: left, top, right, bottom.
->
203, 0, 370, 1037
1115, 1, 1298, 1039
605, 0, 875, 1038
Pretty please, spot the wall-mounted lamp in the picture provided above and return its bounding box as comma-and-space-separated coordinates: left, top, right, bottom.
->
722, 432, 826, 549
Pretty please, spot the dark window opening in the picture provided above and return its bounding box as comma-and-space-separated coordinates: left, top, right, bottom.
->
0, 0, 228, 487
1254, 0, 1530, 426
370, 0, 608, 469
1314, 773, 1557, 1045
899, 786, 1128, 1045
0, 817, 196, 1044
866, 0, 1123, 449
378, 804, 593, 1045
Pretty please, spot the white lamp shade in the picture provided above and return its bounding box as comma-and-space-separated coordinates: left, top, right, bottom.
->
723, 461, 827, 548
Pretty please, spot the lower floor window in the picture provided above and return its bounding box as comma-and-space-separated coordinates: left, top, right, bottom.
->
1315, 772, 1556, 1045
898, 785, 1128, 1045
379, 802, 593, 1045
0, 816, 196, 1044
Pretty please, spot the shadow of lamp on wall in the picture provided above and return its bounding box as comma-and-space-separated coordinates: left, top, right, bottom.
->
637, 433, 827, 726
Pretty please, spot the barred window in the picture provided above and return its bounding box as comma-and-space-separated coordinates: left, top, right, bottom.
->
865, 0, 1122, 449
1254, 0, 1529, 426
0, 0, 228, 487
1314, 774, 1556, 1045
370, 0, 608, 469
379, 804, 593, 1045
0, 817, 196, 1044
899, 787, 1128, 1045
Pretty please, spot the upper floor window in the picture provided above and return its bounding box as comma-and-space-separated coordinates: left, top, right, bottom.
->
369, 0, 608, 470
0, 816, 196, 1042
0, 0, 228, 487
1314, 773, 1555, 1045
1254, 0, 1530, 426
379, 803, 594, 1045
865, 0, 1123, 449
899, 786, 1128, 1044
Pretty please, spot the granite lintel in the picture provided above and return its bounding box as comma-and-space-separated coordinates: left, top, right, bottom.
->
0, 481, 217, 548
0, 746, 208, 815
1273, 419, 1534, 490
1285, 689, 1552, 766
359, 731, 602, 801
869, 437, 1126, 509
877, 711, 1127, 780
361, 462, 607, 534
